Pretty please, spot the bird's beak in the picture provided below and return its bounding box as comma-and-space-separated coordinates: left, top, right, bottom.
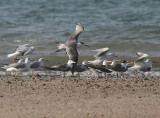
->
107, 61, 112, 63
129, 62, 134, 64
116, 60, 121, 62
71, 61, 76, 63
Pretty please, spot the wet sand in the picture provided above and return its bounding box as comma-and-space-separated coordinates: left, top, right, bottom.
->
0, 76, 160, 118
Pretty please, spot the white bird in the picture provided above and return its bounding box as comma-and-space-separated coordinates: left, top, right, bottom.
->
6, 58, 31, 76
129, 52, 153, 72
82, 59, 112, 78
1, 59, 25, 70
30, 58, 45, 77
7, 44, 36, 62
85, 47, 117, 66
93, 47, 110, 60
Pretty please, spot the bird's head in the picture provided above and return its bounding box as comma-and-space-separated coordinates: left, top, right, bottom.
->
82, 60, 88, 65
67, 60, 76, 68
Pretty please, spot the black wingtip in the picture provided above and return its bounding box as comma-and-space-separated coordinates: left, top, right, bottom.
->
55, 50, 60, 53
85, 44, 89, 47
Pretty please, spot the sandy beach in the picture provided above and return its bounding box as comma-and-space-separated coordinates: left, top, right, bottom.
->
0, 76, 160, 118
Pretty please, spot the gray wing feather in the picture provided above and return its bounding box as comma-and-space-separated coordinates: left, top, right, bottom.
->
23, 47, 33, 55
93, 47, 109, 60
15, 63, 26, 69
30, 62, 40, 69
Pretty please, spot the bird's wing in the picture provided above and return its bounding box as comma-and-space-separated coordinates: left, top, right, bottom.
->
22, 47, 33, 55
52, 64, 71, 71
93, 47, 110, 60
55, 42, 66, 52
67, 23, 84, 42
65, 40, 78, 61
136, 52, 148, 57
14, 63, 26, 69
30, 61, 40, 69
16, 44, 29, 51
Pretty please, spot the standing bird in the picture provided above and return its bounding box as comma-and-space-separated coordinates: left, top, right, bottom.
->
43, 60, 76, 77
82, 60, 112, 77
30, 58, 45, 77
7, 44, 36, 62
5, 58, 31, 77
85, 47, 117, 66
129, 52, 153, 73
1, 59, 25, 70
107, 59, 130, 77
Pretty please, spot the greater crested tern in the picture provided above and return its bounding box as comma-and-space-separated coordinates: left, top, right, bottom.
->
129, 52, 153, 72
64, 23, 84, 75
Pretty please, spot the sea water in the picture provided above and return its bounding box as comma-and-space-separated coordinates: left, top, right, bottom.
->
0, 0, 160, 69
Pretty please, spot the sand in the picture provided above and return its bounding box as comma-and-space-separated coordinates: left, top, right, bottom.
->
0, 76, 160, 118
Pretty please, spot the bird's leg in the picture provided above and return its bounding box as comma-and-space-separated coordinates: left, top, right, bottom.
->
77, 72, 80, 78
65, 52, 67, 55
120, 72, 124, 78
12, 72, 14, 76
19, 72, 21, 78
97, 72, 100, 78
142, 72, 147, 79
136, 71, 140, 79
116, 72, 119, 78
104, 72, 109, 79
104, 72, 106, 78
32, 71, 34, 78
13, 57, 17, 63
63, 72, 65, 78
13, 71, 17, 77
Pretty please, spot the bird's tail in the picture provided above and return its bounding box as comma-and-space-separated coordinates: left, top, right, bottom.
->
6, 67, 17, 72
42, 66, 56, 70
7, 52, 20, 58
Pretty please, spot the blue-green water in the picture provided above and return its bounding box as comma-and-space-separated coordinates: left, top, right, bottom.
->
0, 0, 160, 66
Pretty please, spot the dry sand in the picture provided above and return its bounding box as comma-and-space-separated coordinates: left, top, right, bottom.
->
0, 76, 160, 118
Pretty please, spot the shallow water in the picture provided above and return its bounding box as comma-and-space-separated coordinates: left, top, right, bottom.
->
0, 0, 160, 68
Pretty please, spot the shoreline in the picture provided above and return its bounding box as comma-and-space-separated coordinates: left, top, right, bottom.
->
0, 76, 160, 118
